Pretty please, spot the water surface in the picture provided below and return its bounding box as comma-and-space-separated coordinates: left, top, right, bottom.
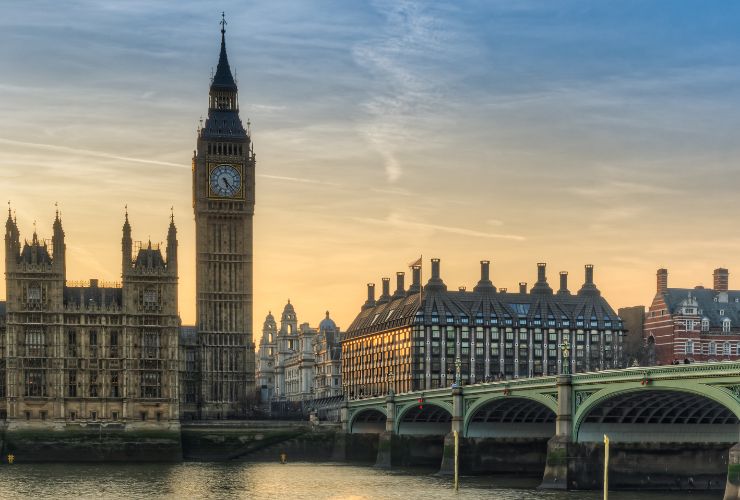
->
0, 462, 722, 499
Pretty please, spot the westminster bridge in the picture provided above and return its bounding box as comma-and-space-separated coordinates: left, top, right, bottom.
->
341, 362, 740, 498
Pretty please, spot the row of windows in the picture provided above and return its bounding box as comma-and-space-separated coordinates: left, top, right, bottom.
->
684, 340, 740, 355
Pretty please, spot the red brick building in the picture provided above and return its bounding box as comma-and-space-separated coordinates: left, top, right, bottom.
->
644, 268, 740, 365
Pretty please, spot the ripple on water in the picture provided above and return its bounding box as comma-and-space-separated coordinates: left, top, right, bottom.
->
0, 462, 723, 500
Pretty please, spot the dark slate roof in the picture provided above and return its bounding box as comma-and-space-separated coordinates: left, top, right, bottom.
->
200, 109, 246, 139
19, 239, 52, 265
133, 246, 166, 270
344, 278, 622, 341
212, 30, 237, 91
64, 285, 122, 308
663, 288, 740, 326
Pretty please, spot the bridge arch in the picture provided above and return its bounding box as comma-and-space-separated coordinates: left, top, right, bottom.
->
464, 395, 557, 438
349, 407, 387, 434
574, 383, 740, 443
396, 402, 452, 435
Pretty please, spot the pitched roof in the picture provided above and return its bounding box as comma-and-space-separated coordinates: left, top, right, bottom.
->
663, 287, 740, 326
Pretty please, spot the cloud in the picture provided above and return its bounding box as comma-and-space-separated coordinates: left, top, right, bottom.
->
257, 174, 341, 187
0, 137, 184, 169
353, 1, 450, 184
353, 213, 525, 241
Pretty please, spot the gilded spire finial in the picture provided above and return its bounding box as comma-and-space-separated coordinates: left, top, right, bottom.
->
55, 201, 59, 220
7, 200, 10, 218
220, 11, 227, 35
170, 206, 174, 223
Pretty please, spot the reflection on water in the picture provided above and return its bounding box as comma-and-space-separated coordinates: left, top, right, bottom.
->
0, 462, 722, 500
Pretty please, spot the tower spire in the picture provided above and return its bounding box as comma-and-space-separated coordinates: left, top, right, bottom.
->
211, 12, 237, 91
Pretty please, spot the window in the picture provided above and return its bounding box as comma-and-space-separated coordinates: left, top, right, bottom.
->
686, 340, 694, 354
69, 411, 76, 421
68, 330, 77, 357
724, 342, 731, 355
25, 369, 46, 397
720, 309, 725, 316
140, 411, 147, 421
140, 371, 161, 398
110, 372, 120, 398
25, 411, 31, 420
112, 411, 119, 421
68, 370, 77, 397
89, 330, 98, 358
723, 318, 732, 333
90, 411, 97, 421
702, 318, 710, 332
109, 331, 119, 358
25, 329, 45, 357
89, 372, 99, 397
143, 331, 160, 359
27, 284, 41, 303
709, 342, 717, 355
143, 288, 158, 306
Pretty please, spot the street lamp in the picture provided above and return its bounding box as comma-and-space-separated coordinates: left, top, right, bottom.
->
560, 338, 571, 375
455, 357, 462, 386
386, 369, 394, 395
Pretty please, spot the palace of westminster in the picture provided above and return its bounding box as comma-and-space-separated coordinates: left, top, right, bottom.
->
0, 20, 627, 430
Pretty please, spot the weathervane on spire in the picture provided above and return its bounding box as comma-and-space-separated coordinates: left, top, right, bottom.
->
220, 12, 227, 34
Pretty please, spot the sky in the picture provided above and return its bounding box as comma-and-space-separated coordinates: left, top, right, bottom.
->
3, 1, 740, 334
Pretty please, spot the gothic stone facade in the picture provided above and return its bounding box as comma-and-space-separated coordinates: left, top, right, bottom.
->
2, 210, 179, 430
343, 260, 625, 398
192, 21, 256, 419
645, 268, 740, 365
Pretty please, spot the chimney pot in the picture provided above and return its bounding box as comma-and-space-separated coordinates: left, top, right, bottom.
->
585, 264, 594, 285
713, 268, 729, 292
559, 271, 568, 292
537, 262, 546, 282
382, 277, 390, 297
367, 283, 375, 302
656, 268, 668, 293
480, 260, 490, 281
394, 272, 405, 296
519, 282, 527, 294
431, 258, 440, 280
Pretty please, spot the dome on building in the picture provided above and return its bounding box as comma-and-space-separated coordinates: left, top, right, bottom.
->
281, 299, 296, 322
263, 311, 277, 330
319, 310, 337, 332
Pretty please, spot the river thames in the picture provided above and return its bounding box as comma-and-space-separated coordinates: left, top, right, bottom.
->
0, 462, 721, 499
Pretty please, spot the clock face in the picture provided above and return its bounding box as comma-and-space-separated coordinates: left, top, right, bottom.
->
209, 164, 241, 197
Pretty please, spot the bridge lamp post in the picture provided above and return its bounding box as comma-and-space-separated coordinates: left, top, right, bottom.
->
455, 357, 462, 386
386, 369, 394, 395
560, 338, 571, 375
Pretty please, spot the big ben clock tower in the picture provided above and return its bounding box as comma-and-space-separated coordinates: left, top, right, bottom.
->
193, 15, 255, 418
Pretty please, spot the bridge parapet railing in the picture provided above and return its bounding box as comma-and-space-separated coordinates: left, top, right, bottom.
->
573, 361, 740, 386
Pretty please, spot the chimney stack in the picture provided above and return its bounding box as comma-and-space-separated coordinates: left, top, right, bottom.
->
408, 265, 421, 295
481, 260, 490, 282
474, 260, 495, 292
578, 264, 600, 296
377, 277, 391, 304
585, 264, 594, 285
431, 258, 440, 280
519, 282, 527, 294
362, 283, 376, 309
393, 272, 405, 298
537, 262, 546, 283
558, 271, 569, 295
656, 268, 668, 293
499, 287, 507, 293
713, 268, 729, 292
